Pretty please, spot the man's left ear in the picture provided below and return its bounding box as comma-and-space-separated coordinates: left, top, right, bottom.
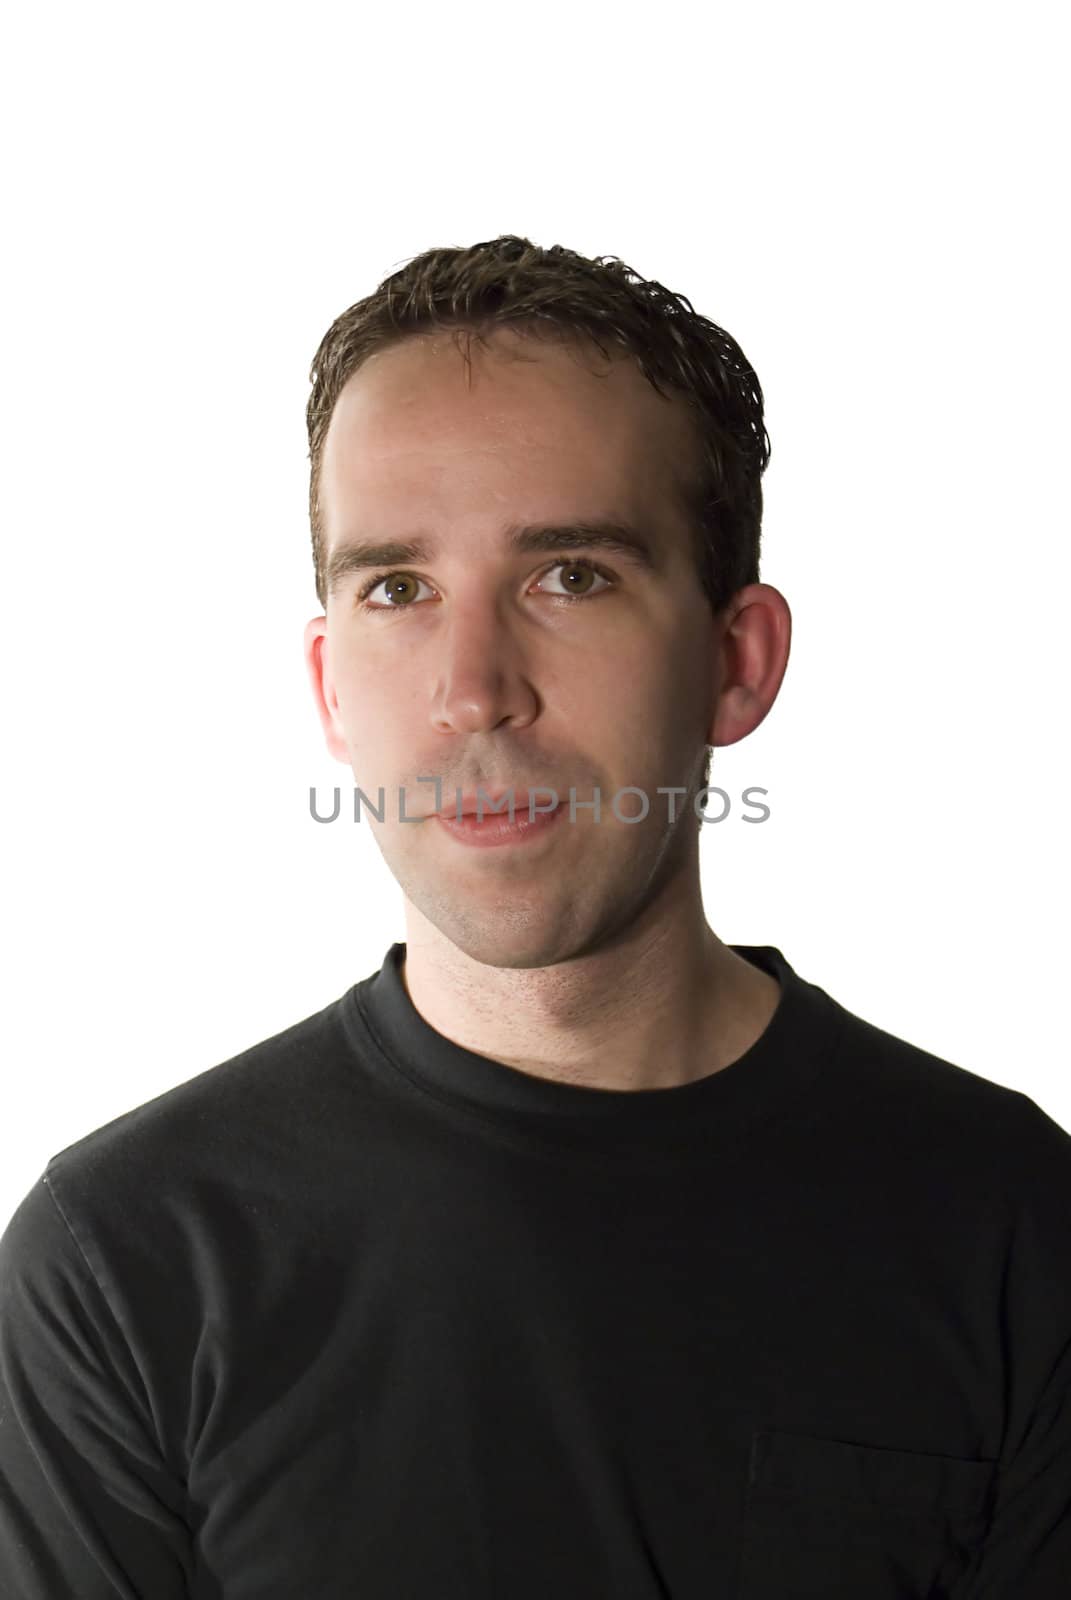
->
706, 583, 792, 749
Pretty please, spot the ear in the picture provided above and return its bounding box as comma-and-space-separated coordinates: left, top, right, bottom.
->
303, 615, 351, 765
707, 583, 792, 748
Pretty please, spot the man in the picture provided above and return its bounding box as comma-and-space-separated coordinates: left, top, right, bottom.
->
2, 235, 1068, 1596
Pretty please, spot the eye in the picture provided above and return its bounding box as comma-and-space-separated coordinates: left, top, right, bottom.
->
355, 572, 436, 611
353, 557, 615, 615
534, 558, 614, 601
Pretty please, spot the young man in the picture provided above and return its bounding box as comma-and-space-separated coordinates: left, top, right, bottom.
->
2, 236, 1068, 1597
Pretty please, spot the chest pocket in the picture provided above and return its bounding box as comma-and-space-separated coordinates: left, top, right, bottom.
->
734, 1428, 997, 1599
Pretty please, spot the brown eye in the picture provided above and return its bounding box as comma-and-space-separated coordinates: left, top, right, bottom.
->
355, 558, 615, 616
357, 572, 433, 610
536, 559, 613, 600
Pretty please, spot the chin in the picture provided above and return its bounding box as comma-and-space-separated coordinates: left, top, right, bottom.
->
412, 894, 582, 972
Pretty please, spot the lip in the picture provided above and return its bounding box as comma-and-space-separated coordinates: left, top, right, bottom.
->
441, 789, 548, 817
434, 799, 565, 849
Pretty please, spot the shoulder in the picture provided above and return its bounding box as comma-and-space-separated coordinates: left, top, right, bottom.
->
817, 981, 1071, 1196
36, 989, 355, 1235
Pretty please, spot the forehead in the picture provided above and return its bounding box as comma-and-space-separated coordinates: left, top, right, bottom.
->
319, 328, 698, 522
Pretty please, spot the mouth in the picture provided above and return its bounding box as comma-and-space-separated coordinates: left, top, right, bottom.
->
438, 788, 547, 817
433, 799, 565, 849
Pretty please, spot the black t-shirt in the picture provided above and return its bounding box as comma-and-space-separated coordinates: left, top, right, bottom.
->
2, 942, 1069, 1597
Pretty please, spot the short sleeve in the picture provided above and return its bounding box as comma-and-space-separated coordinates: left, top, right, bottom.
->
0, 1174, 193, 1597
967, 1102, 1071, 1595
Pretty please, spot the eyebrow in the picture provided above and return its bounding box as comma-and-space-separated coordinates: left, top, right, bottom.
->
324, 519, 660, 597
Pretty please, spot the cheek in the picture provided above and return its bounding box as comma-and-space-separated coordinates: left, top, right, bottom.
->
329, 644, 393, 726
614, 662, 701, 770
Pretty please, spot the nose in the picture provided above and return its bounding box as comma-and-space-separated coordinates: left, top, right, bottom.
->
429, 605, 540, 735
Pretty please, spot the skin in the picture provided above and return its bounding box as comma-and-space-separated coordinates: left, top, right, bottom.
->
304, 325, 792, 1092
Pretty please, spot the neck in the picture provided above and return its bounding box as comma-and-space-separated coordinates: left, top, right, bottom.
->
399, 882, 781, 1095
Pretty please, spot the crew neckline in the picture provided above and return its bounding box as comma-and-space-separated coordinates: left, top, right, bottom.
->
342, 942, 844, 1167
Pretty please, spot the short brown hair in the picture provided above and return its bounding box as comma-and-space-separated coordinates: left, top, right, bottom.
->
305, 235, 770, 617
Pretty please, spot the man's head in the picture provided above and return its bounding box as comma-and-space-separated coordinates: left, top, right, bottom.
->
303, 236, 790, 969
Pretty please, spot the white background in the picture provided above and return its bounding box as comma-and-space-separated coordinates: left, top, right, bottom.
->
2, 2, 1067, 1228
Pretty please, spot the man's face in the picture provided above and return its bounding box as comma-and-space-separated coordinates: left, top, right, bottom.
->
307, 326, 723, 970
